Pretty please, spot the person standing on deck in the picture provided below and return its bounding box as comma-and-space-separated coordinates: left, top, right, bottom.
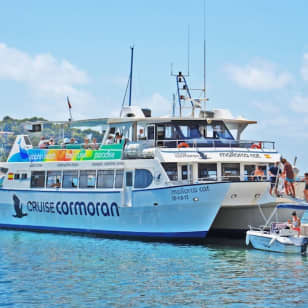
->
281, 158, 296, 198
304, 173, 308, 202
269, 162, 280, 196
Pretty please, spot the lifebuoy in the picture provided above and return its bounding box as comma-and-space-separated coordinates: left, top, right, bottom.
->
177, 142, 189, 148
250, 142, 261, 149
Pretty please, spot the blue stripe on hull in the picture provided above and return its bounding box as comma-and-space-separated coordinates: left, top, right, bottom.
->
0, 223, 207, 239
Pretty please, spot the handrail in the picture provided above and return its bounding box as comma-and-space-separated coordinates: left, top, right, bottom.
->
155, 139, 275, 150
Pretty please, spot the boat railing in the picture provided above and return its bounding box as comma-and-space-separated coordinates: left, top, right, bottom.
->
155, 139, 275, 150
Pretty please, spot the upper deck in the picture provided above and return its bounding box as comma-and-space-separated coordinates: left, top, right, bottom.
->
5, 107, 276, 164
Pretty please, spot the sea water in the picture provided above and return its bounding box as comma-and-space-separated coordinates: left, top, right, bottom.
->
0, 216, 307, 308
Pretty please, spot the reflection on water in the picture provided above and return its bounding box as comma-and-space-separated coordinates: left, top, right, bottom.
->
0, 229, 307, 307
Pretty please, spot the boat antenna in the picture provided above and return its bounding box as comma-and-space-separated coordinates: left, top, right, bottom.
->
128, 46, 134, 106
187, 24, 190, 77
121, 46, 134, 116
203, 0, 207, 110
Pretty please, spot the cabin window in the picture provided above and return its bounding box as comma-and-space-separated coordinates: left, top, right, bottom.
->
115, 170, 124, 188
222, 163, 240, 182
244, 165, 255, 181
181, 165, 188, 180
161, 163, 178, 181
126, 172, 133, 187
198, 164, 217, 181
47, 171, 62, 188
63, 170, 78, 188
30, 171, 45, 188
24, 136, 32, 145
21, 173, 27, 180
14, 174, 20, 180
97, 170, 114, 188
147, 126, 154, 140
79, 170, 96, 189
134, 169, 153, 188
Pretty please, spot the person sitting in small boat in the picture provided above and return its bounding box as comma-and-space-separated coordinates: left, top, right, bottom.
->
289, 211, 301, 237
254, 166, 264, 181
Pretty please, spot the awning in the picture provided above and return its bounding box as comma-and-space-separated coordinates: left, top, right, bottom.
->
277, 203, 308, 210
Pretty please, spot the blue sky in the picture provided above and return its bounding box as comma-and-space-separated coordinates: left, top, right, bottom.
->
0, 1, 308, 172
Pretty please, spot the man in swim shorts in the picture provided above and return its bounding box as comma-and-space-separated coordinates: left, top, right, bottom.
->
304, 172, 308, 202
281, 158, 296, 198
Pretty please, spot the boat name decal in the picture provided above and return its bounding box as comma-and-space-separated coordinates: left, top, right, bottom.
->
171, 185, 209, 201
219, 152, 262, 159
26, 200, 120, 217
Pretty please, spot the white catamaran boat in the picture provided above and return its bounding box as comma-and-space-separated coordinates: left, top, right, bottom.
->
246, 204, 308, 254
0, 49, 304, 239
0, 50, 232, 240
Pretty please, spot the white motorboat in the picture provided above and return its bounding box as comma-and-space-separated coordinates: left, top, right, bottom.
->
246, 204, 308, 254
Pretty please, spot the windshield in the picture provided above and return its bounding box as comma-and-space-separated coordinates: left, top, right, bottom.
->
156, 121, 234, 140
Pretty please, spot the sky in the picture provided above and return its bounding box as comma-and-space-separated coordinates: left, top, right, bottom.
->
0, 0, 308, 172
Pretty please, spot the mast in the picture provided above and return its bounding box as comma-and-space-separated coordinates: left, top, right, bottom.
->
203, 0, 207, 111
128, 46, 134, 107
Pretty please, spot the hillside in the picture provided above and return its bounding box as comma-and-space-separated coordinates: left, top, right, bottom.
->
0, 116, 103, 161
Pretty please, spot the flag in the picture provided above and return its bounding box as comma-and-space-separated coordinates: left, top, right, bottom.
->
67, 96, 72, 109
67, 96, 72, 121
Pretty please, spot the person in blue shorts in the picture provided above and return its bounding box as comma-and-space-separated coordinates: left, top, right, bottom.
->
269, 162, 280, 196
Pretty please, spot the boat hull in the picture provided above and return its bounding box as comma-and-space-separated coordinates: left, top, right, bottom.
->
246, 230, 308, 254
210, 182, 305, 236
0, 182, 229, 240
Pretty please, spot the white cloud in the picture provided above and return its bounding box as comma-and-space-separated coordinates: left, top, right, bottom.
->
225, 60, 292, 90
135, 93, 172, 117
301, 53, 308, 81
252, 100, 280, 113
290, 95, 308, 113
0, 43, 94, 119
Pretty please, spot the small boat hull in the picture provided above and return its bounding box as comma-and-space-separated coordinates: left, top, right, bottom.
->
246, 230, 308, 254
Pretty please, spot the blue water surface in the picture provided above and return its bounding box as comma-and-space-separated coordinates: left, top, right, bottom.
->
0, 218, 307, 308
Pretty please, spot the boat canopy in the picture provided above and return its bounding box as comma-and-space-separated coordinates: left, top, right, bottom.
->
277, 203, 308, 210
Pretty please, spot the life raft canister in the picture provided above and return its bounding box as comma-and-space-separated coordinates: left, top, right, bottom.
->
177, 142, 189, 148
250, 142, 262, 149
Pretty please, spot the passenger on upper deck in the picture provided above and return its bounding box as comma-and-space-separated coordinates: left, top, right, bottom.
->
60, 138, 70, 148
91, 137, 99, 150
83, 138, 89, 149
115, 132, 122, 144
49, 138, 55, 146
39, 136, 49, 149
106, 135, 114, 144
70, 137, 77, 144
